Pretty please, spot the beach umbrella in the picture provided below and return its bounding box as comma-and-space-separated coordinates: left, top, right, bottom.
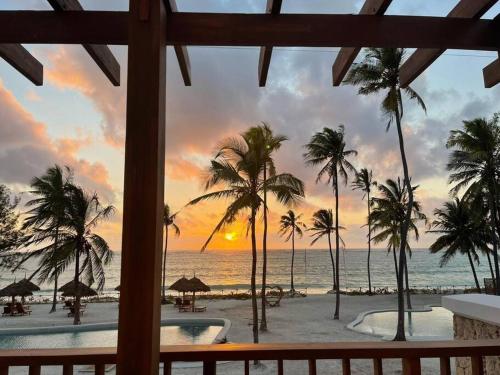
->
0, 281, 34, 304
169, 276, 192, 300
58, 281, 97, 298
187, 276, 210, 311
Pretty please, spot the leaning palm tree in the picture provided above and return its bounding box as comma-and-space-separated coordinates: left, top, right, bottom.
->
370, 179, 426, 309
344, 48, 427, 340
308, 209, 345, 300
428, 198, 490, 290
304, 126, 357, 319
161, 204, 180, 304
56, 185, 114, 325
244, 123, 287, 332
21, 165, 73, 313
352, 168, 377, 295
188, 132, 304, 345
279, 210, 306, 294
446, 115, 500, 295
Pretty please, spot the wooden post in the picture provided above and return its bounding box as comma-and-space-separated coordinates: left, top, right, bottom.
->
439, 357, 451, 375
402, 358, 421, 374
116, 0, 167, 374
342, 358, 351, 375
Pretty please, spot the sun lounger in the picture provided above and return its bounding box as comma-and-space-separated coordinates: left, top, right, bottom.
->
2, 306, 13, 316
174, 297, 183, 307
193, 306, 206, 312
15, 303, 30, 316
63, 301, 73, 310
67, 306, 86, 317
178, 305, 192, 312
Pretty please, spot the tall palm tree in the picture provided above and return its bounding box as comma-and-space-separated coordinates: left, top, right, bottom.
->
56, 186, 114, 325
279, 210, 306, 293
352, 168, 377, 295
446, 116, 500, 294
308, 209, 344, 296
428, 198, 489, 290
161, 204, 180, 304
370, 179, 426, 309
344, 48, 427, 340
21, 165, 73, 313
304, 126, 357, 319
188, 133, 304, 345
244, 123, 287, 332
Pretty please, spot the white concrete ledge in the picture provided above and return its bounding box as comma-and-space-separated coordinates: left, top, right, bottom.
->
442, 294, 500, 326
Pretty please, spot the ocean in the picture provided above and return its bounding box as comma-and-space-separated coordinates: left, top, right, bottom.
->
1, 249, 494, 299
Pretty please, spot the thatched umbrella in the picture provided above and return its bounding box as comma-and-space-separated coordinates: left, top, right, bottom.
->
169, 276, 191, 300
187, 276, 210, 311
0, 281, 34, 304
15, 279, 40, 303
58, 281, 97, 298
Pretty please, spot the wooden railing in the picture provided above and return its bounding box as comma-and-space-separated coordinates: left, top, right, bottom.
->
0, 340, 499, 375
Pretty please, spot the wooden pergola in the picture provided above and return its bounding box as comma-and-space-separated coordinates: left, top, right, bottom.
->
1, 1, 499, 374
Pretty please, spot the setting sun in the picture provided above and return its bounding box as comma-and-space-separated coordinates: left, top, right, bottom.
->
224, 232, 237, 241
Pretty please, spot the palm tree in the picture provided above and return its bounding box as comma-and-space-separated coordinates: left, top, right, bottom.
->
161, 204, 180, 304
56, 186, 114, 325
446, 115, 500, 295
370, 179, 426, 309
244, 123, 287, 332
352, 168, 377, 294
344, 48, 427, 340
21, 165, 73, 313
308, 209, 344, 297
428, 198, 490, 290
279, 210, 306, 293
304, 126, 357, 319
188, 132, 304, 345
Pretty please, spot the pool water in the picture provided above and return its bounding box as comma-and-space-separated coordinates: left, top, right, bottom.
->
352, 307, 453, 339
0, 324, 223, 349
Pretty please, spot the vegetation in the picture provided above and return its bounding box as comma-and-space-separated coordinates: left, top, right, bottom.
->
344, 47, 427, 340
0, 185, 22, 255
279, 210, 306, 293
304, 125, 356, 319
352, 168, 377, 295
162, 204, 180, 304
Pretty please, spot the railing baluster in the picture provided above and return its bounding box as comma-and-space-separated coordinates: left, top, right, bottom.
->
439, 357, 451, 375
277, 359, 284, 375
471, 356, 484, 375
63, 364, 73, 375
373, 358, 383, 375
308, 359, 316, 375
342, 358, 351, 375
95, 364, 105, 375
163, 361, 172, 375
244, 360, 249, 375
203, 360, 216, 375
402, 358, 421, 374
29, 365, 41, 375
0, 366, 7, 375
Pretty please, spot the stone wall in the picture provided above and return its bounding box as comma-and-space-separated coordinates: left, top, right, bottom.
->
453, 314, 500, 374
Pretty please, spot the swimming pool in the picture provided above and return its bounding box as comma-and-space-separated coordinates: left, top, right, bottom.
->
349, 307, 453, 339
0, 319, 230, 349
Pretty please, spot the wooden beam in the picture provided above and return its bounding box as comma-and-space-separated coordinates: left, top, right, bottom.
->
483, 53, 500, 87
400, 0, 498, 87
46, 0, 120, 86
0, 12, 499, 51
258, 0, 283, 87
165, 0, 191, 86
332, 0, 392, 86
116, 0, 166, 374
0, 44, 43, 85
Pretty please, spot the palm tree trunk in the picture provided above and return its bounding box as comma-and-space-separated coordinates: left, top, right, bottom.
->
333, 171, 341, 320
290, 229, 295, 292
467, 250, 481, 291
50, 225, 60, 313
392, 245, 399, 282
488, 182, 500, 295
250, 208, 259, 348
327, 232, 336, 291
367, 192, 372, 295
404, 255, 412, 310
260, 167, 268, 332
161, 226, 169, 304
394, 98, 410, 341
487, 251, 495, 281
73, 242, 81, 325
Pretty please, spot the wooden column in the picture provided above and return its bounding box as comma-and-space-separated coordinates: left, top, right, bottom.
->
116, 0, 166, 374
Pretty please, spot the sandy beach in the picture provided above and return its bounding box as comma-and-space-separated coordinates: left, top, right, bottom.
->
0, 294, 447, 374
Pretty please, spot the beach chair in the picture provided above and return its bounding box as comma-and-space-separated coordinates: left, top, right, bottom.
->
174, 297, 183, 307
2, 306, 12, 317
193, 306, 207, 313
15, 303, 31, 316
63, 301, 73, 310
67, 306, 86, 317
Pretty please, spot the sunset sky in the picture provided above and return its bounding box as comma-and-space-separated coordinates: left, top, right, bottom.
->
1, 0, 500, 252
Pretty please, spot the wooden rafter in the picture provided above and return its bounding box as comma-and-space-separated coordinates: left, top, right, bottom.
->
258, 0, 283, 87
2, 12, 498, 51
483, 53, 500, 87
399, 0, 498, 88
47, 0, 120, 86
332, 0, 392, 86
0, 44, 43, 85
165, 0, 191, 86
